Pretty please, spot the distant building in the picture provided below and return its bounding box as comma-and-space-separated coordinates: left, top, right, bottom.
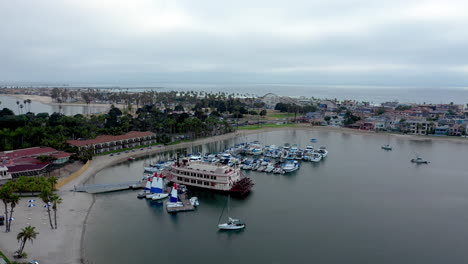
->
434, 125, 449, 135
67, 131, 156, 154
0, 147, 71, 178
259, 93, 296, 109
408, 120, 436, 135
0, 166, 12, 184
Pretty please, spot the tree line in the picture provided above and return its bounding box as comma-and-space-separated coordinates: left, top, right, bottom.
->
0, 101, 233, 151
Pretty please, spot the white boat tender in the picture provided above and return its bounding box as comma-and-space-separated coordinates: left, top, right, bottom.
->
190, 197, 200, 207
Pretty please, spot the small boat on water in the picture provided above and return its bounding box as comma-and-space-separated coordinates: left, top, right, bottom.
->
265, 163, 275, 173
272, 166, 285, 174
128, 157, 135, 161
311, 139, 318, 142
218, 195, 245, 230
190, 197, 200, 207
411, 156, 430, 164
218, 217, 246, 230
309, 152, 322, 162
283, 160, 300, 173
316, 147, 328, 158
381, 144, 392, 150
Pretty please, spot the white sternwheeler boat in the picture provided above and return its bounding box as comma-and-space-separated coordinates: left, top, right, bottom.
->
218, 195, 245, 230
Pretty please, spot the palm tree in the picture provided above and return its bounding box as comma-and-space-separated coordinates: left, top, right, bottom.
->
50, 194, 62, 229
16, 100, 19, 113
0, 186, 12, 232
8, 194, 20, 232
16, 225, 39, 256
39, 188, 54, 229
26, 99, 32, 112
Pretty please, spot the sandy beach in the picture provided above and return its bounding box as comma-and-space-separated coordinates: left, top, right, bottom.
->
0, 125, 466, 264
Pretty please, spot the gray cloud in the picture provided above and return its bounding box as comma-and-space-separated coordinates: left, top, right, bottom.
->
1, 0, 468, 87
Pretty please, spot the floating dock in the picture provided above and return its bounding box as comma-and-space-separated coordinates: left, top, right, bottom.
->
74, 181, 144, 194
166, 193, 195, 213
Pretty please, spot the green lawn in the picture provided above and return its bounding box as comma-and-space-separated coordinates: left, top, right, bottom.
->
267, 112, 296, 119
237, 123, 297, 130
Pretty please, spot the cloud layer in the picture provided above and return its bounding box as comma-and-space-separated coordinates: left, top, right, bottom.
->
1, 0, 468, 87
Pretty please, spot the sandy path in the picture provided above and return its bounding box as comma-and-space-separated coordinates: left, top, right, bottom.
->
1, 124, 466, 263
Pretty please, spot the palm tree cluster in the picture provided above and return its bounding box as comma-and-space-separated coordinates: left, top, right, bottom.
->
0, 176, 60, 232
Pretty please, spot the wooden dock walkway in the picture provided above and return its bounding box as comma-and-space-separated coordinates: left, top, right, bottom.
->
166, 193, 195, 213
74, 181, 144, 194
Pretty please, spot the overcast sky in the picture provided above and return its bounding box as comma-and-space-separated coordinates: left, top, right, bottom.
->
1, 0, 468, 88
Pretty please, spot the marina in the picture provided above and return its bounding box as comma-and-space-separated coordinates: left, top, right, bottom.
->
84, 129, 468, 264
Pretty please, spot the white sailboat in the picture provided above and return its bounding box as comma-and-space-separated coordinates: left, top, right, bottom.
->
138, 177, 153, 198
166, 183, 183, 208
151, 173, 169, 201
218, 195, 245, 230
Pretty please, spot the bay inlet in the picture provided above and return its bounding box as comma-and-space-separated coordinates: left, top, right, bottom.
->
84, 129, 468, 264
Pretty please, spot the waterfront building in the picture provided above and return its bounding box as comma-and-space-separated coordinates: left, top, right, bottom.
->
67, 131, 156, 154
0, 147, 71, 178
408, 120, 436, 135
435, 125, 449, 135
168, 160, 253, 196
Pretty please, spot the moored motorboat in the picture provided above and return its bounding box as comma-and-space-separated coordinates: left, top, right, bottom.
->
283, 160, 300, 173
411, 156, 429, 164
309, 152, 322, 162
381, 144, 392, 150
316, 147, 328, 158
190, 197, 200, 207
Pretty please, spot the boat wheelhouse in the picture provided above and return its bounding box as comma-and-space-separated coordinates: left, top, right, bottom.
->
169, 160, 253, 196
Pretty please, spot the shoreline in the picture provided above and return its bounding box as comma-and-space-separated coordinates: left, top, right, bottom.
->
4, 94, 123, 109
1, 125, 466, 264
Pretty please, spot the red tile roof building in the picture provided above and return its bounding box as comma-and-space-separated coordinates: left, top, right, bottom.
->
0, 147, 71, 177
67, 131, 156, 154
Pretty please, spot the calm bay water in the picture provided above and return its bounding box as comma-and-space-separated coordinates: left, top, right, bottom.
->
84, 130, 468, 264
0, 95, 109, 115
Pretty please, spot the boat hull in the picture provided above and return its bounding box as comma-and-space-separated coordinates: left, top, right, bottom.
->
218, 224, 245, 230
151, 193, 169, 200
